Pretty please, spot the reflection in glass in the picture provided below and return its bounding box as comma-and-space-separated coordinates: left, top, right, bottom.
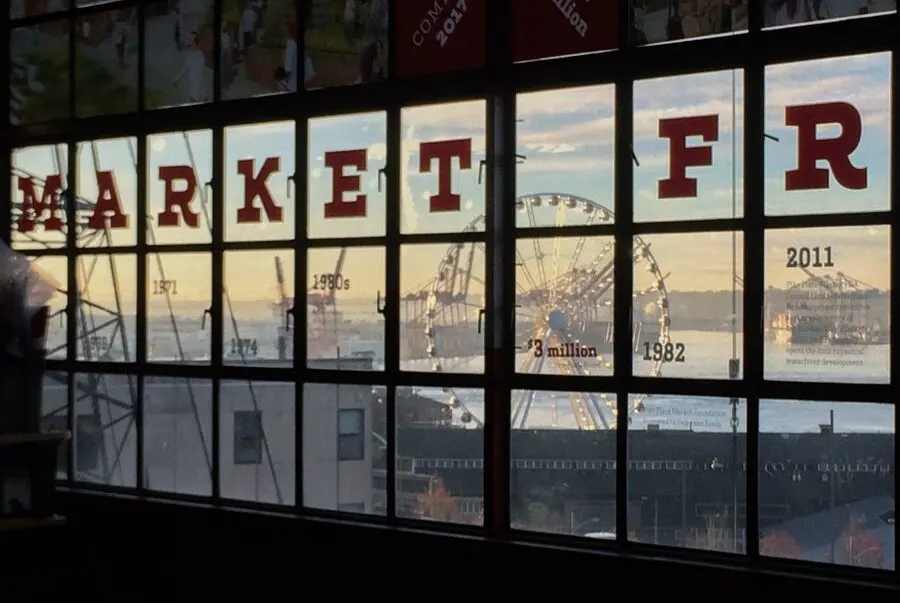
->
303, 383, 384, 515
515, 236, 615, 390
9, 21, 70, 125
632, 232, 744, 380
401, 101, 486, 235
634, 69, 744, 222
516, 86, 615, 228
633, 0, 749, 45
144, 1, 213, 109
224, 121, 296, 242
75, 10, 139, 118
224, 250, 294, 365
11, 0, 70, 19
147, 253, 210, 363
73, 372, 137, 487
143, 375, 212, 496
307, 247, 383, 368
395, 387, 483, 525
75, 254, 136, 363
765, 53, 890, 216
763, 0, 896, 28
148, 130, 214, 245
222, 0, 298, 99
220, 380, 295, 505
764, 226, 890, 384
10, 144, 69, 250
308, 112, 387, 238
629, 395, 746, 552
28, 255, 67, 360
400, 244, 485, 374
759, 399, 894, 570
304, 0, 389, 88
41, 371, 69, 480
77, 137, 138, 248
511, 390, 616, 536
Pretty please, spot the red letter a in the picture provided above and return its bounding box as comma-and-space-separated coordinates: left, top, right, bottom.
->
88, 171, 129, 230
785, 102, 867, 191
658, 115, 719, 199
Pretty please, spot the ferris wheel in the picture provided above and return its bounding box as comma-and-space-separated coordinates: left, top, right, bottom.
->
420, 193, 672, 431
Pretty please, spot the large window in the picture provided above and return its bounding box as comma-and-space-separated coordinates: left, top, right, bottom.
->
3, 0, 896, 578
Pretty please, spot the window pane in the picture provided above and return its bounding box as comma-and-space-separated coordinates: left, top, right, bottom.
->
764, 226, 890, 383
512, 0, 617, 62
304, 0, 389, 88
147, 253, 211, 363
401, 100, 485, 235
634, 69, 744, 222
633, 0, 749, 45
75, 9, 138, 118
75, 254, 136, 362
41, 371, 69, 480
303, 383, 383, 515
10, 143, 69, 250
515, 235, 614, 380
73, 372, 137, 487
396, 386, 483, 525
633, 232, 743, 379
630, 395, 746, 552
222, 0, 297, 99
10, 21, 70, 125
144, 1, 213, 109
224, 249, 294, 365
12, 0, 70, 19
764, 1, 896, 28
308, 246, 383, 369
400, 244, 484, 373
143, 376, 212, 496
516, 86, 616, 227
765, 53, 890, 216
77, 136, 138, 248
395, 0, 485, 77
28, 255, 67, 360
759, 399, 894, 570
511, 390, 617, 535
224, 121, 295, 242
220, 380, 295, 505
308, 112, 386, 239
148, 130, 214, 245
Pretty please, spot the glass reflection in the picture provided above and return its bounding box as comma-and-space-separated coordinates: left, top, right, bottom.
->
632, 232, 744, 380
28, 255, 67, 360
633, 0, 749, 45
629, 395, 747, 553
224, 250, 294, 365
759, 399, 894, 570
10, 144, 69, 250
75, 9, 139, 118
764, 226, 890, 383
73, 372, 137, 487
400, 244, 485, 374
763, 0, 896, 28
9, 21, 70, 125
147, 253, 211, 363
75, 254, 136, 362
303, 382, 385, 515
511, 389, 617, 536
307, 247, 383, 369
41, 371, 69, 480
395, 386, 483, 525
220, 380, 295, 505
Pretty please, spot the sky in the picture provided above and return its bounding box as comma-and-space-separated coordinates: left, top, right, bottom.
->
9, 52, 893, 323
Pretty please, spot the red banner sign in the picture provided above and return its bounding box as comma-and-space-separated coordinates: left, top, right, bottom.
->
512, 0, 618, 63
396, 0, 487, 78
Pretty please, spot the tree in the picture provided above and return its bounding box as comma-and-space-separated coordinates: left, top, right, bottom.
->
415, 479, 461, 522
760, 530, 804, 560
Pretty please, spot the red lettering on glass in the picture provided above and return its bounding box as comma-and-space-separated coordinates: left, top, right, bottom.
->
324, 149, 368, 218
236, 157, 283, 224
785, 102, 867, 191
419, 138, 472, 212
16, 175, 64, 233
157, 165, 200, 228
658, 115, 719, 199
88, 171, 129, 230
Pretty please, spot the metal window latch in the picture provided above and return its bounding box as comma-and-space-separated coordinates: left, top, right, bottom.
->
477, 308, 486, 333
201, 307, 211, 330
377, 167, 387, 192
376, 290, 387, 316
285, 306, 294, 330
287, 174, 295, 198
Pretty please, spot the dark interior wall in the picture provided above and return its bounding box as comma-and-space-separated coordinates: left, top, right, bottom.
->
7, 490, 896, 601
